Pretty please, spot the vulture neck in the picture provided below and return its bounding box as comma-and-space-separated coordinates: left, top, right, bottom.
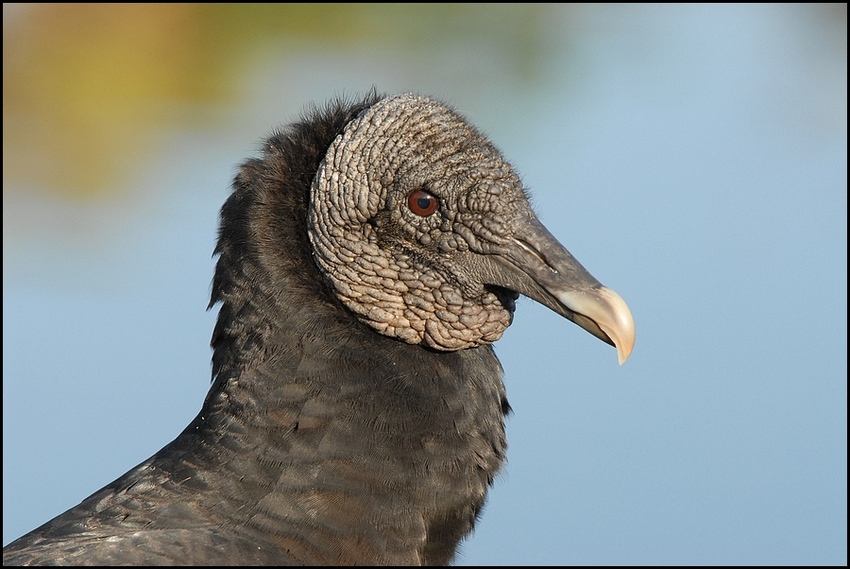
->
187, 136, 509, 563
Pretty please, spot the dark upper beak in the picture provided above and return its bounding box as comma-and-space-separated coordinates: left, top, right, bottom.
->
486, 212, 635, 365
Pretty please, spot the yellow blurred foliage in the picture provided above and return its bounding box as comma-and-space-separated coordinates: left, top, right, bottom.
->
2, 4, 553, 200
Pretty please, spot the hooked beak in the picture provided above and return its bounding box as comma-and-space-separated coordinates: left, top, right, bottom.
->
488, 213, 635, 365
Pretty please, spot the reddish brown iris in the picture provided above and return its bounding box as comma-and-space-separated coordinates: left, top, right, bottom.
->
407, 189, 439, 216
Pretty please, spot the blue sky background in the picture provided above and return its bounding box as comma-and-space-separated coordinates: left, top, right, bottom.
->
3, 4, 846, 565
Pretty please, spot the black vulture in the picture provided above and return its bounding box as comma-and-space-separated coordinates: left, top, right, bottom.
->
2, 92, 634, 565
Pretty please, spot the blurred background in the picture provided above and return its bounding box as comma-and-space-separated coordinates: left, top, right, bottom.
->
3, 4, 846, 565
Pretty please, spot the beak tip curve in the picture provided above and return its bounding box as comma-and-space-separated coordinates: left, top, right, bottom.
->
557, 286, 635, 366
598, 287, 635, 366
617, 341, 633, 366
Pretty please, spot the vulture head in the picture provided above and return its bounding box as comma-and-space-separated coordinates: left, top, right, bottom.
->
308, 93, 634, 360
3, 91, 634, 566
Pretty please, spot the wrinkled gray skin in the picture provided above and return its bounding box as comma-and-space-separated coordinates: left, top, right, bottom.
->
309, 94, 528, 350
309, 94, 633, 360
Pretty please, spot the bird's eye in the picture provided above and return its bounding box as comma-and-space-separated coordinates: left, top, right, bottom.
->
407, 189, 439, 216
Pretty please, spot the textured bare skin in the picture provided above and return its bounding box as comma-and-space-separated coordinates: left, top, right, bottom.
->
309, 94, 528, 350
